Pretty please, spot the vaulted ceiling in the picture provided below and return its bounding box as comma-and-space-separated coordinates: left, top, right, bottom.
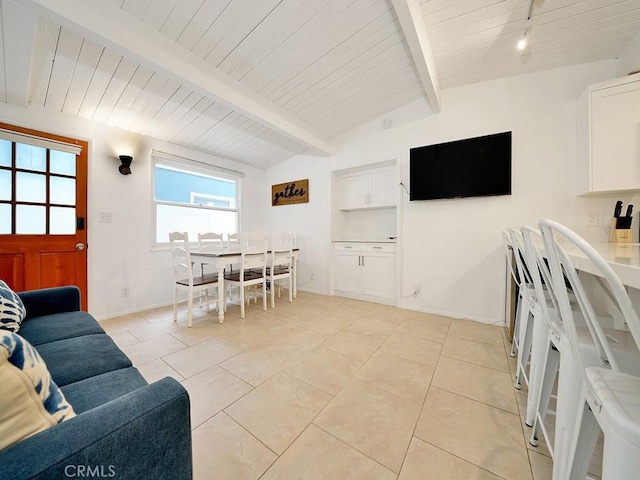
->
1, 0, 638, 169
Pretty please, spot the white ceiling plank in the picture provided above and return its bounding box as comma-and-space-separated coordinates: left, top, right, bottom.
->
324, 85, 423, 137
123, 74, 180, 132
226, 0, 333, 80
194, 0, 271, 61
140, 0, 177, 31
18, 0, 335, 154
172, 101, 233, 145
141, 84, 192, 135
154, 90, 204, 138
259, 0, 394, 100
44, 27, 83, 111
245, 0, 378, 96
160, 0, 207, 41
175, 0, 231, 51
439, 18, 640, 76
188, 110, 249, 149
271, 11, 400, 106
216, 0, 306, 73
121, 0, 151, 20
236, 0, 359, 89
283, 30, 407, 113
62, 39, 103, 115
160, 95, 214, 141
1, 0, 37, 107
291, 40, 413, 117
27, 17, 58, 105
92, 56, 138, 123
76, 47, 121, 119
306, 64, 421, 128
106, 63, 154, 126
391, 0, 441, 113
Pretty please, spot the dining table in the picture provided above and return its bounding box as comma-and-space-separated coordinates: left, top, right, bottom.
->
190, 247, 299, 323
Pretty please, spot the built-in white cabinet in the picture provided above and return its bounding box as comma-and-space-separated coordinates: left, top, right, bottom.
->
340, 167, 396, 210
333, 242, 395, 304
577, 73, 640, 195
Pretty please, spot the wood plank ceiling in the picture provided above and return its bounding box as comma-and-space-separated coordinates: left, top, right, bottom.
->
1, 0, 639, 169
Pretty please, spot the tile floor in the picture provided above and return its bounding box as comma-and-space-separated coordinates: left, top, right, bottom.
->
100, 292, 557, 480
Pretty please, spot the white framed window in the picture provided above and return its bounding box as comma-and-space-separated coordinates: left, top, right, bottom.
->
152, 151, 242, 246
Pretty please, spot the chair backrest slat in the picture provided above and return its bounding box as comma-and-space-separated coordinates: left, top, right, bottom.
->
539, 219, 640, 374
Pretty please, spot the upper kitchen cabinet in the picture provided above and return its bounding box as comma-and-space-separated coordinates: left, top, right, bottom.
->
340, 167, 396, 210
577, 73, 640, 195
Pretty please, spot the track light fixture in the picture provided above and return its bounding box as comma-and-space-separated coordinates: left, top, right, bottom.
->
517, 0, 536, 51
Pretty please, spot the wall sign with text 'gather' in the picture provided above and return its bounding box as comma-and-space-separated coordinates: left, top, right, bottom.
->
272, 179, 309, 206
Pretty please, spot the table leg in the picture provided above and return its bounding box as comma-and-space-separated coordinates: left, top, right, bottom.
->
218, 265, 225, 323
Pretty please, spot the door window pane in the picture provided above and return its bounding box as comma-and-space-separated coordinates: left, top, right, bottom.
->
50, 177, 76, 205
50, 150, 76, 176
0, 204, 10, 234
16, 205, 45, 234
16, 143, 46, 171
0, 139, 11, 167
16, 172, 46, 203
0, 170, 10, 201
50, 207, 76, 234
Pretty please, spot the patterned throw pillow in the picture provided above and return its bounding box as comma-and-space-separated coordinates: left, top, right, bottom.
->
0, 280, 26, 332
0, 331, 76, 449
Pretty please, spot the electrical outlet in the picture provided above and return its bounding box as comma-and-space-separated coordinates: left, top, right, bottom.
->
122, 287, 129, 297
587, 211, 598, 226
99, 212, 113, 223
310, 272, 315, 280
413, 285, 421, 297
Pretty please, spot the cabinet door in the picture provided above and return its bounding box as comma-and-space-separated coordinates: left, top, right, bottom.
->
368, 168, 396, 208
340, 174, 369, 210
361, 253, 394, 298
334, 251, 362, 293
591, 81, 640, 192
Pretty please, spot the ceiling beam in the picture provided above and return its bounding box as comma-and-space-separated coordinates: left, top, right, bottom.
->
390, 0, 441, 113
1, 0, 36, 107
16, 0, 336, 155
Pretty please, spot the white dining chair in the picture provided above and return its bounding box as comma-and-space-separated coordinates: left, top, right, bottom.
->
509, 228, 541, 396
268, 232, 295, 308
197, 232, 224, 276
502, 229, 521, 358
538, 219, 640, 480
169, 231, 222, 328
223, 232, 268, 318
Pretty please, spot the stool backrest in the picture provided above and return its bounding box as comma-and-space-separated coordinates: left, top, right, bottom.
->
539, 219, 640, 373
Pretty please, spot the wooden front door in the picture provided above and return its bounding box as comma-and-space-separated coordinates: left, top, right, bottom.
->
0, 123, 88, 311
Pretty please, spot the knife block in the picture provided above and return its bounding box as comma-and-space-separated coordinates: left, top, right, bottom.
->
610, 217, 633, 243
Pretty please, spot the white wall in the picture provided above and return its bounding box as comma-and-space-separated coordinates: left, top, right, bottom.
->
0, 102, 265, 320
265, 59, 640, 325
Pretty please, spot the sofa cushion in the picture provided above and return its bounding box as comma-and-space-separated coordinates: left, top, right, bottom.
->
19, 311, 105, 346
0, 331, 76, 449
36, 334, 132, 387
61, 367, 148, 414
0, 280, 26, 332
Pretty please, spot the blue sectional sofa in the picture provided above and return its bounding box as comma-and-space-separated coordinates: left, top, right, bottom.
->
0, 286, 192, 480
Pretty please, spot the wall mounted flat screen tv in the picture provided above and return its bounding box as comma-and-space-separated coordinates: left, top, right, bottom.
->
409, 131, 512, 201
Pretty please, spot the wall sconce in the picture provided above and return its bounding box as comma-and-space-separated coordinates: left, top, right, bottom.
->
118, 155, 133, 175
